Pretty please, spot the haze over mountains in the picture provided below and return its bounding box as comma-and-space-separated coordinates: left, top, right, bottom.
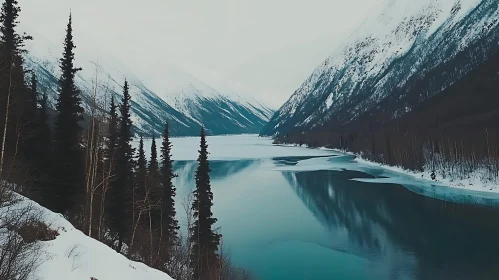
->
23, 29, 274, 136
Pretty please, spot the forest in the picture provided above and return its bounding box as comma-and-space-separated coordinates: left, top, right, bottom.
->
275, 34, 499, 189
0, 1, 249, 279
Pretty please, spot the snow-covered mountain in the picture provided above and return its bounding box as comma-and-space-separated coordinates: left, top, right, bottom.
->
153, 70, 274, 135
261, 0, 499, 136
23, 30, 274, 136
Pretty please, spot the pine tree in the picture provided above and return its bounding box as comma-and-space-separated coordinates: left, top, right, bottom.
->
51, 13, 84, 214
38, 92, 50, 147
0, 0, 24, 54
36, 91, 52, 202
24, 74, 41, 193
135, 135, 147, 226
136, 135, 147, 193
0, 0, 31, 179
108, 80, 134, 253
149, 135, 159, 178
190, 127, 221, 280
106, 96, 118, 161
148, 135, 160, 222
160, 123, 179, 259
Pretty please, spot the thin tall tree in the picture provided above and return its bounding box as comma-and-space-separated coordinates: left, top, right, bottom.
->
159, 123, 179, 267
108, 80, 134, 253
52, 13, 84, 214
190, 127, 221, 280
0, 0, 31, 180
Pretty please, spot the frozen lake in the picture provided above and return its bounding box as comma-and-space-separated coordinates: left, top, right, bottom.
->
141, 135, 499, 279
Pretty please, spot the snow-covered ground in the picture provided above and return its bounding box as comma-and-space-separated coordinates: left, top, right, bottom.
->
274, 143, 499, 206
3, 195, 173, 280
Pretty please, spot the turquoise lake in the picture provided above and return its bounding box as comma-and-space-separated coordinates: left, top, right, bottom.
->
142, 135, 499, 280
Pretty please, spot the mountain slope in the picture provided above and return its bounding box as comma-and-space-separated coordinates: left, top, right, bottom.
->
153, 71, 274, 135
23, 29, 274, 136
261, 0, 499, 136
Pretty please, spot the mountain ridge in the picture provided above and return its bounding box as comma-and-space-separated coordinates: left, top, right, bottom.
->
22, 28, 274, 136
261, 0, 497, 136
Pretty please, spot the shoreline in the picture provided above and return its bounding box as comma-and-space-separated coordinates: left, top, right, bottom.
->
275, 142, 499, 204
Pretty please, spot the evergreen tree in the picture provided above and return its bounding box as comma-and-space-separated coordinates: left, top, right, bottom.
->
106, 96, 118, 161
108, 80, 134, 253
135, 135, 147, 218
149, 135, 159, 177
51, 13, 84, 214
0, 0, 31, 179
38, 92, 50, 147
136, 135, 147, 190
190, 127, 221, 280
148, 135, 160, 216
28, 73, 37, 116
160, 123, 179, 257
28, 77, 51, 207
0, 0, 24, 54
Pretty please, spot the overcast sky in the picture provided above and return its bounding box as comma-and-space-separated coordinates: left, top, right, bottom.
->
19, 0, 386, 108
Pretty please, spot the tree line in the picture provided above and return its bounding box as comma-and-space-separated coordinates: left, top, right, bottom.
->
0, 1, 248, 279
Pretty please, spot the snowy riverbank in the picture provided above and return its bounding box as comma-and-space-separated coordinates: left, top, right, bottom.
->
274, 143, 499, 206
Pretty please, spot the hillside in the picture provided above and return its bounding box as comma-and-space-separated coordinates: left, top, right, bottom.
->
261, 0, 499, 136
23, 29, 274, 136
0, 193, 174, 280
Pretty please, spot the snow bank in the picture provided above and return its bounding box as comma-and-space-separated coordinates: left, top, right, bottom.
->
274, 145, 499, 206
3, 195, 174, 280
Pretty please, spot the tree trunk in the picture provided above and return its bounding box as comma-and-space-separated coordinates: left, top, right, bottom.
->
0, 56, 14, 178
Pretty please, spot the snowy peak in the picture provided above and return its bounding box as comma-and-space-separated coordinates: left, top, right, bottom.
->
262, 0, 498, 136
22, 28, 274, 136
148, 67, 275, 134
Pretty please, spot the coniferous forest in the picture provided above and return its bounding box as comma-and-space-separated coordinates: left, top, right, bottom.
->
0, 1, 249, 279
274, 45, 499, 187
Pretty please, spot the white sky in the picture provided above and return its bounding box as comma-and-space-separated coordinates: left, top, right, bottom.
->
19, 0, 386, 108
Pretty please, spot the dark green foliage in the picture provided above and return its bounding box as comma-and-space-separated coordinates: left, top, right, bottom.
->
34, 90, 52, 206
0, 0, 23, 54
25, 74, 51, 205
190, 127, 221, 280
0, 0, 32, 182
106, 96, 118, 162
147, 135, 163, 246
135, 135, 147, 214
149, 135, 159, 177
108, 80, 134, 252
136, 136, 147, 189
159, 123, 179, 250
51, 13, 84, 214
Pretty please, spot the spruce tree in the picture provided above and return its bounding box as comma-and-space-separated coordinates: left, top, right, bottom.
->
52, 13, 84, 214
37, 91, 51, 172
0, 0, 31, 179
190, 127, 221, 280
0, 0, 23, 54
148, 135, 160, 214
106, 96, 118, 162
108, 80, 134, 253
160, 123, 179, 257
135, 135, 147, 216
25, 74, 41, 192
149, 135, 159, 177
136, 136, 147, 190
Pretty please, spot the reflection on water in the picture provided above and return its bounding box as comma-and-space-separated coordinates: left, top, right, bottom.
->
284, 169, 499, 280
173, 156, 499, 280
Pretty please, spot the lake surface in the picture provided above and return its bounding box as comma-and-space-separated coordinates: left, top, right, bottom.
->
143, 135, 499, 280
